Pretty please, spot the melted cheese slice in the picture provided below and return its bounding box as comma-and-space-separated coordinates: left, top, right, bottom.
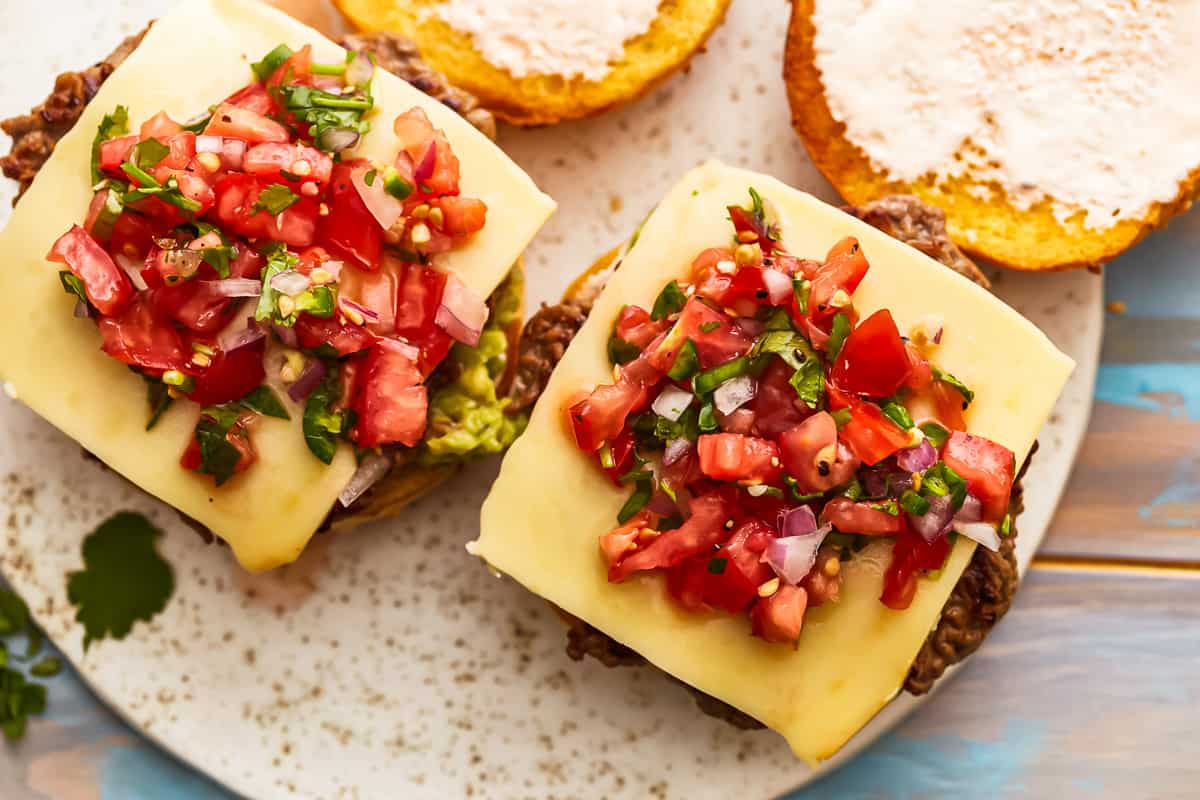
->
475, 162, 1074, 763
0, 0, 554, 572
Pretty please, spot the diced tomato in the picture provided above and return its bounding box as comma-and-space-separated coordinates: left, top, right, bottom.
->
665, 556, 712, 612
802, 549, 842, 607
568, 376, 651, 453
223, 83, 275, 116
266, 44, 313, 89
213, 173, 318, 247
598, 428, 637, 486
155, 169, 215, 215
931, 380, 968, 432
139, 111, 183, 141
778, 411, 859, 492
294, 313, 375, 356
718, 407, 756, 435
649, 298, 752, 371
83, 190, 116, 242
204, 103, 290, 143
393, 261, 445, 335
881, 530, 952, 610
156, 132, 197, 170
243, 142, 333, 185
432, 196, 487, 237
98, 135, 137, 175
820, 497, 904, 535
321, 163, 382, 270
749, 359, 809, 438
599, 512, 651, 568
608, 492, 731, 582
809, 237, 869, 318
352, 337, 428, 448
750, 584, 808, 644
903, 343, 932, 391
690, 247, 735, 302
697, 434, 780, 482
109, 212, 157, 261
698, 519, 777, 613
96, 294, 188, 373
727, 205, 773, 255
829, 309, 909, 398
613, 305, 667, 351
187, 339, 267, 406
228, 244, 265, 280
393, 107, 460, 196
941, 431, 1016, 522
338, 259, 396, 333
152, 280, 237, 334
827, 386, 911, 465
47, 225, 133, 315
719, 266, 771, 316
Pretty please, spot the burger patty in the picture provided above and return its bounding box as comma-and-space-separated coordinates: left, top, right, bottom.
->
1, 26, 497, 203
511, 195, 1021, 727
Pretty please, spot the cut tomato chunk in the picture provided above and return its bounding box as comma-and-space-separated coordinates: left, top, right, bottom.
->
941, 431, 1015, 522
295, 314, 375, 356
97, 294, 188, 373
244, 142, 333, 185
213, 173, 318, 247
98, 135, 137, 176
750, 584, 808, 644
778, 411, 860, 493
697, 433, 780, 482
829, 309, 909, 398
827, 385, 911, 465
223, 83, 275, 116
820, 497, 904, 535
47, 225, 133, 315
607, 492, 731, 582
393, 107, 460, 196
432, 196, 487, 237
809, 237, 869, 318
187, 339, 267, 407
204, 103, 289, 143
320, 162, 382, 270
352, 337, 428, 449
881, 530, 952, 610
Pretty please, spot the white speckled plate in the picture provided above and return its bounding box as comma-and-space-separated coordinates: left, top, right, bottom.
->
0, 1, 1100, 798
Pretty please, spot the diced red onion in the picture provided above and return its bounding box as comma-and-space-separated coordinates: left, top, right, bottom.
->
115, 254, 148, 291
272, 323, 299, 348
73, 300, 90, 318
198, 278, 262, 298
338, 453, 393, 508
344, 51, 375, 88
663, 437, 692, 466
645, 490, 678, 517
763, 523, 831, 585
908, 494, 954, 543
269, 270, 312, 296
287, 358, 327, 403
954, 493, 983, 523
414, 144, 437, 184
734, 317, 764, 338
861, 468, 890, 499
434, 274, 489, 346
896, 439, 937, 473
761, 267, 792, 305
953, 521, 1000, 552
652, 385, 694, 421
339, 296, 379, 323
195, 135, 222, 153
217, 321, 266, 353
777, 504, 818, 538
221, 139, 246, 170
317, 127, 360, 153
351, 167, 405, 231
713, 375, 757, 415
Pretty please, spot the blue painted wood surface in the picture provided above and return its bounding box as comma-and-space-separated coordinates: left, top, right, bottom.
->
3, 193, 1198, 800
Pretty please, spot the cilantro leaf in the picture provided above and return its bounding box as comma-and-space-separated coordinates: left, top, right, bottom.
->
607, 335, 641, 366
881, 398, 914, 430
145, 379, 173, 431
303, 370, 345, 464
0, 592, 29, 637
252, 183, 300, 216
666, 339, 699, 381
90, 105, 129, 184
66, 512, 175, 651
255, 249, 300, 323
931, 365, 975, 408
826, 312, 851, 359
190, 407, 247, 486
920, 421, 950, 448
130, 138, 170, 170
252, 44, 294, 82
617, 478, 654, 524
240, 385, 290, 420
650, 281, 687, 320
58, 271, 90, 309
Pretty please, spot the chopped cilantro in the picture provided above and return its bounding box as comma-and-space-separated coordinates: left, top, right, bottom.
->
303, 369, 345, 465
793, 278, 811, 315
240, 386, 290, 420
699, 321, 721, 333
657, 514, 684, 532
921, 461, 968, 510
144, 379, 173, 431
650, 280, 687, 321
252, 183, 300, 216
251, 44, 294, 82
666, 339, 699, 381
58, 271, 89, 308
826, 312, 851, 359
607, 335, 641, 366
931, 366, 975, 408
29, 657, 60, 678
617, 478, 653, 524
130, 138, 170, 170
191, 408, 246, 486
881, 399, 914, 430
698, 399, 719, 432
90, 105, 129, 184
919, 421, 950, 448
841, 477, 866, 501
831, 408, 852, 428
67, 512, 175, 651
707, 556, 728, 575
273, 83, 374, 153
899, 489, 930, 516
255, 249, 300, 323
0, 592, 29, 637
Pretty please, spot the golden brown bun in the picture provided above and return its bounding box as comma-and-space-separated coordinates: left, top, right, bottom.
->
333, 0, 732, 126
782, 0, 1200, 272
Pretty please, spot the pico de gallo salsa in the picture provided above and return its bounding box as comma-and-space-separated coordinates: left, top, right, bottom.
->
569, 189, 1017, 645
47, 43, 499, 489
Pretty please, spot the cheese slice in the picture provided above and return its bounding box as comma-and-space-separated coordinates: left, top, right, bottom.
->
0, 0, 555, 572
475, 162, 1074, 763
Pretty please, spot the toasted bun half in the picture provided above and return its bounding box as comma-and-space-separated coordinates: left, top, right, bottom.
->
333, 0, 732, 126
782, 0, 1200, 272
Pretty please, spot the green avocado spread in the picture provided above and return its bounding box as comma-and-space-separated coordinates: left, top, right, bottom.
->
418, 264, 527, 465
